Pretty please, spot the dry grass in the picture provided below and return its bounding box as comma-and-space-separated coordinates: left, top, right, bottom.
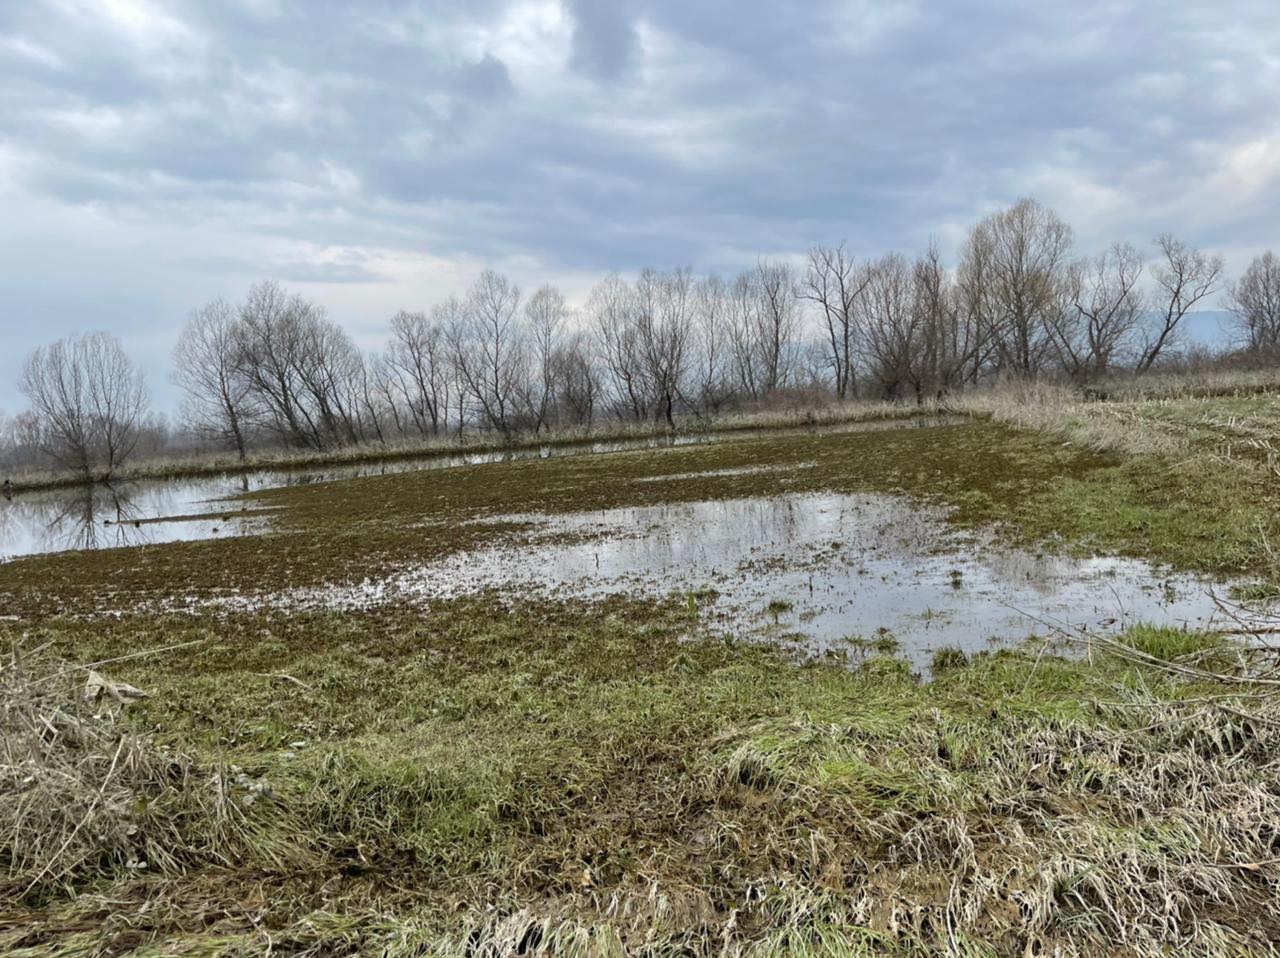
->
949, 377, 1280, 469
1093, 367, 1280, 402
947, 381, 1192, 458
0, 641, 259, 897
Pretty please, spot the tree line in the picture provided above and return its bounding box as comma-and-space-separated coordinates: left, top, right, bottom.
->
6, 198, 1280, 478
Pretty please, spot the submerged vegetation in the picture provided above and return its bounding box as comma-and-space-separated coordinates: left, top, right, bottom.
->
3, 401, 1280, 954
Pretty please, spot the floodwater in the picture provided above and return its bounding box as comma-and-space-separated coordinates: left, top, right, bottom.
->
4, 416, 1240, 668
0, 479, 270, 561
259, 492, 1236, 667
0, 417, 952, 562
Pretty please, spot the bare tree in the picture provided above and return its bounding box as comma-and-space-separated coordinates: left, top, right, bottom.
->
690, 275, 735, 413
954, 225, 999, 383
725, 262, 802, 398
959, 198, 1074, 377
235, 280, 316, 447
384, 309, 450, 437
0, 411, 43, 474
859, 253, 921, 399
635, 268, 695, 427
426, 297, 467, 437
1136, 234, 1224, 373
1227, 251, 1280, 356
803, 244, 871, 399
232, 280, 379, 449
1051, 242, 1146, 381
911, 243, 978, 397
173, 298, 254, 460
453, 270, 526, 436
369, 354, 407, 437
291, 316, 367, 446
352, 350, 388, 444
727, 271, 764, 399
553, 332, 600, 426
591, 273, 651, 421
523, 284, 568, 431
754, 260, 801, 393
19, 331, 149, 478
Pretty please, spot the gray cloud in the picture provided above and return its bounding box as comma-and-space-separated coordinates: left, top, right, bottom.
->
1, 0, 1279, 412
566, 0, 638, 81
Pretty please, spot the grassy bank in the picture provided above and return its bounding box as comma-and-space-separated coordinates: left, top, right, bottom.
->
5, 399, 936, 494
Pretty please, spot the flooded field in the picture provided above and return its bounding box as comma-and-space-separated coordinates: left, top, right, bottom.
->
6, 411, 1277, 957
256, 491, 1233, 667
0, 417, 951, 561
1, 415, 1246, 668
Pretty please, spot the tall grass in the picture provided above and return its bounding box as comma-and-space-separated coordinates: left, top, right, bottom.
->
948, 372, 1280, 462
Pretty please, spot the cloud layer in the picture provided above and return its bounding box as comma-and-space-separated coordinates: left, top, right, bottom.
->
2, 0, 1279, 409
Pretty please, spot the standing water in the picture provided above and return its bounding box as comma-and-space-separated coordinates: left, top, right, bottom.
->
0, 418, 953, 562
248, 491, 1238, 667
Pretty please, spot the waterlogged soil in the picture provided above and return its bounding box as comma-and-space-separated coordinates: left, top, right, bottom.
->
255, 491, 1233, 667
0, 417, 953, 561
0, 418, 1269, 619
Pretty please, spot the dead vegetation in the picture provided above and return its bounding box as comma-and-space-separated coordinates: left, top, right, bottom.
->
0, 641, 256, 898
948, 375, 1280, 466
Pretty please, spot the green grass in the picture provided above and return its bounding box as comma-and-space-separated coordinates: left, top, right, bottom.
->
4, 603, 1278, 955
1118, 624, 1225, 662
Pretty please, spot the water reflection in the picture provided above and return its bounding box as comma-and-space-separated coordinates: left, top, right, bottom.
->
265, 492, 1237, 667
1, 417, 958, 561
0, 480, 266, 561
46, 485, 144, 552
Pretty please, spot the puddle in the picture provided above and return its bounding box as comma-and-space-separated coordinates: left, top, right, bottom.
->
0, 416, 955, 561
257, 492, 1235, 667
635, 463, 816, 483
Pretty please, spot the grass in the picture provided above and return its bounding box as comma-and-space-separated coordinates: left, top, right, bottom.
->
5, 404, 1280, 954
1119, 624, 1225, 662
3, 604, 1279, 955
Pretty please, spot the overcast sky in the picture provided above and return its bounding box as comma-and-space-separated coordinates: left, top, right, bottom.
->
2, 0, 1279, 413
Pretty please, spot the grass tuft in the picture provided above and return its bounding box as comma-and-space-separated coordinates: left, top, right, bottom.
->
0, 643, 264, 898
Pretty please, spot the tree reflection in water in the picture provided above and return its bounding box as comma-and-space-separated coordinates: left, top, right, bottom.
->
0, 483, 149, 555
0, 480, 255, 560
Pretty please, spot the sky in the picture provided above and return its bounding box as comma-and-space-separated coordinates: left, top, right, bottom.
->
2, 0, 1279, 414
